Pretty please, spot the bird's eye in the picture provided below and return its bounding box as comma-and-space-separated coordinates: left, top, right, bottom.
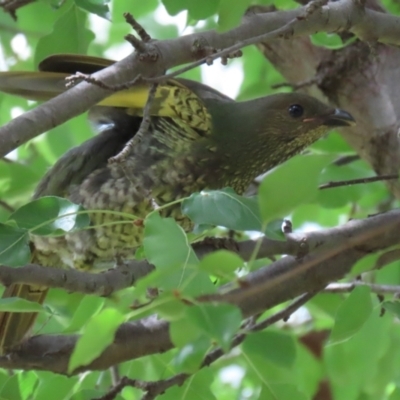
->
288, 104, 304, 118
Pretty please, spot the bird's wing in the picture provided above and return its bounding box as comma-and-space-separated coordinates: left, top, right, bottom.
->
38, 54, 114, 73
0, 54, 232, 133
33, 110, 141, 198
0, 69, 158, 110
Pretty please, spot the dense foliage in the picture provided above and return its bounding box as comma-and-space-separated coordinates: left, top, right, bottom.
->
1, 0, 400, 399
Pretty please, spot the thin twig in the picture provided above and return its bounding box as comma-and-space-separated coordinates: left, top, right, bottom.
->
319, 174, 399, 190
124, 12, 151, 43
0, 200, 14, 213
93, 377, 136, 400
271, 77, 318, 90
108, 83, 159, 163
144, 14, 303, 84
324, 282, 400, 294
67, 14, 302, 95
333, 154, 360, 166
299, 0, 329, 19
251, 291, 317, 330
0, 0, 36, 19
65, 72, 143, 91
375, 249, 400, 269
109, 366, 120, 387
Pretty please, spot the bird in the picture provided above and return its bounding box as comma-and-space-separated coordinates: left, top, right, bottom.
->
0, 54, 355, 352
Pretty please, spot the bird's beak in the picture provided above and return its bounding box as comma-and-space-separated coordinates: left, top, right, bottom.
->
322, 108, 356, 127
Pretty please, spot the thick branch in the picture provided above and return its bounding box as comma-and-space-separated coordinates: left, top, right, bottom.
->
2, 0, 400, 156
0, 236, 296, 294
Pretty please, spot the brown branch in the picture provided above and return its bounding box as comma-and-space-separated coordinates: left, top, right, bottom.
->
319, 174, 399, 189
65, 73, 143, 92
201, 208, 400, 316
0, 262, 154, 296
0, 0, 36, 19
0, 199, 14, 213
3, 0, 400, 157
124, 13, 152, 44
1, 208, 400, 373
0, 235, 297, 294
333, 155, 360, 166
271, 77, 319, 90
324, 282, 400, 294
108, 83, 159, 163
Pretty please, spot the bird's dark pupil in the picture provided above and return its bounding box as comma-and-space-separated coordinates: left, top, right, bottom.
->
288, 104, 304, 118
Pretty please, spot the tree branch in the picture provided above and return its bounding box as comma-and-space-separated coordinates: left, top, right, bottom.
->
325, 282, 400, 294
2, 208, 400, 373
2, 0, 400, 157
0, 235, 297, 295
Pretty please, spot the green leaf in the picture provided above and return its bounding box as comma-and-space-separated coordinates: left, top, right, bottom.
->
0, 162, 40, 199
311, 32, 343, 49
218, 0, 251, 31
382, 301, 400, 318
70, 389, 105, 400
35, 6, 95, 66
325, 308, 390, 396
134, 262, 215, 297
311, 32, 356, 49
170, 319, 201, 351
198, 250, 243, 280
156, 296, 186, 321
158, 369, 216, 400
69, 309, 125, 373
389, 387, 400, 400
311, 132, 353, 153
19, 371, 38, 400
329, 286, 373, 345
9, 196, 90, 236
351, 253, 379, 275
142, 214, 214, 295
0, 297, 46, 313
172, 335, 210, 373
113, 0, 158, 19
0, 375, 22, 400
258, 154, 334, 223
144, 213, 198, 269
34, 376, 77, 400
318, 160, 373, 208
74, 0, 110, 20
242, 331, 297, 369
182, 189, 262, 231
188, 0, 220, 20
260, 384, 308, 400
63, 296, 105, 333
294, 343, 323, 397
161, 0, 188, 15
185, 303, 242, 352
0, 223, 30, 267
264, 219, 286, 241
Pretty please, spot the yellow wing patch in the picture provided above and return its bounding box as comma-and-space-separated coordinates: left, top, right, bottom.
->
0, 71, 211, 132
126, 80, 211, 133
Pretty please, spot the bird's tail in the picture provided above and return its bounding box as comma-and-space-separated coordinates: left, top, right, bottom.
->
0, 283, 48, 353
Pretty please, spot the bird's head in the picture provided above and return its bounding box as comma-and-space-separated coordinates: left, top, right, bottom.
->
207, 92, 355, 191
252, 92, 355, 136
